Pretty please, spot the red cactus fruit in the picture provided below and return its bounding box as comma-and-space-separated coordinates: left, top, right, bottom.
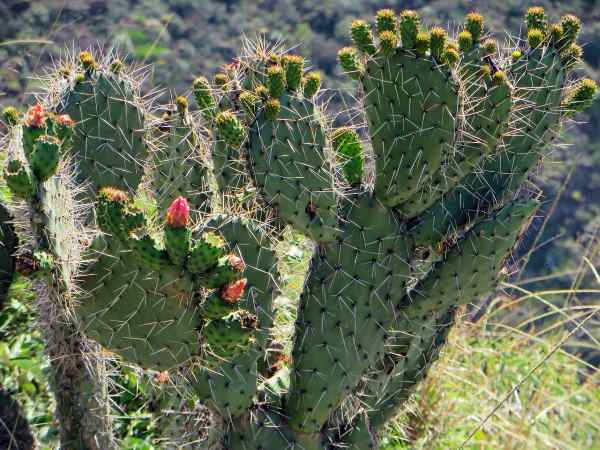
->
99, 186, 130, 203
26, 104, 46, 128
220, 278, 247, 303
56, 114, 75, 127
166, 196, 189, 228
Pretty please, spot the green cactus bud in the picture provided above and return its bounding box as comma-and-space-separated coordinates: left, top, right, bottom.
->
482, 38, 497, 56
164, 226, 191, 266
560, 14, 581, 43
338, 47, 362, 79
264, 98, 281, 121
561, 42, 583, 70
267, 65, 285, 98
303, 71, 321, 98
187, 232, 226, 274
3, 106, 19, 126
202, 311, 258, 361
96, 187, 144, 241
480, 64, 492, 81
4, 159, 36, 199
255, 85, 270, 100
200, 284, 245, 320
198, 254, 245, 289
214, 72, 229, 87
79, 51, 97, 72
549, 23, 564, 48
458, 30, 473, 52
215, 111, 246, 147
331, 127, 363, 186
526, 6, 547, 32
109, 58, 123, 74
30, 135, 61, 182
430, 27, 447, 60
465, 12, 484, 41
512, 49, 522, 60
130, 235, 171, 271
193, 76, 216, 117
492, 70, 508, 86
528, 28, 544, 48
379, 30, 398, 55
415, 31, 430, 55
239, 90, 260, 117
443, 46, 460, 66
75, 72, 85, 83
175, 96, 188, 114
400, 10, 420, 49
282, 54, 304, 91
350, 20, 376, 54
376, 9, 397, 34
563, 78, 598, 114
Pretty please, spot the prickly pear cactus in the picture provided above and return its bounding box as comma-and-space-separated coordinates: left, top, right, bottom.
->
2, 7, 597, 450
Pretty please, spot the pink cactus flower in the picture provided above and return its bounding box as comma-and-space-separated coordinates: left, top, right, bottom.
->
26, 104, 46, 128
166, 196, 190, 228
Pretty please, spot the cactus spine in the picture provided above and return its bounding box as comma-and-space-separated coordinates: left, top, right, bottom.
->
2, 7, 597, 450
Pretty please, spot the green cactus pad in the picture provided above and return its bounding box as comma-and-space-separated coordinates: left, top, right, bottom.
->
360, 51, 459, 207
5, 159, 36, 199
202, 311, 258, 361
287, 195, 411, 433
153, 112, 212, 221
228, 408, 297, 449
199, 290, 241, 320
331, 127, 363, 186
58, 68, 148, 198
129, 235, 171, 271
187, 232, 226, 274
196, 255, 243, 289
96, 187, 145, 242
75, 236, 200, 370
30, 135, 61, 181
368, 200, 537, 426
248, 93, 338, 242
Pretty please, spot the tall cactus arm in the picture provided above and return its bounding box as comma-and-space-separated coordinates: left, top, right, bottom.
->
367, 199, 538, 427
286, 195, 411, 434
3, 97, 117, 449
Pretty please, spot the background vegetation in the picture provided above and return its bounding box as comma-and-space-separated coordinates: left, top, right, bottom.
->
1, 1, 599, 448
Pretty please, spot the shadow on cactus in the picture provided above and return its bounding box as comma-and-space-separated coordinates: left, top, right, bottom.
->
1, 6, 598, 450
